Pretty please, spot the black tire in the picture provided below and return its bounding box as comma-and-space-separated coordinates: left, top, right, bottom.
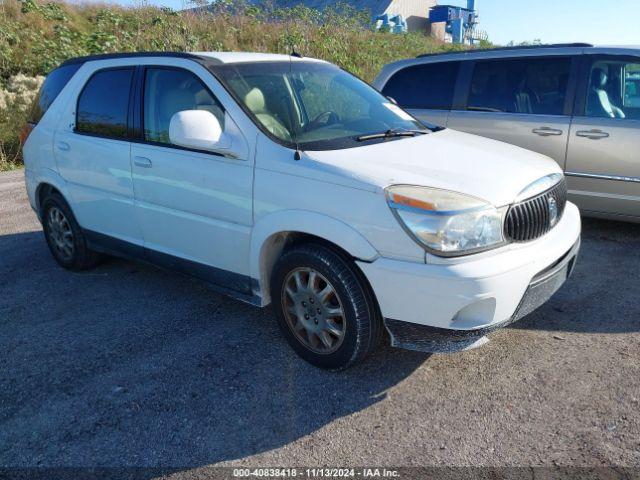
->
41, 192, 103, 271
271, 242, 383, 371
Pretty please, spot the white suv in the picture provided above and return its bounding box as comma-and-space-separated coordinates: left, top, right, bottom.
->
22, 52, 581, 370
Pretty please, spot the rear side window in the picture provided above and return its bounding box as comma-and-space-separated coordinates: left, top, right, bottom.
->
381, 61, 460, 110
28, 63, 81, 124
467, 57, 571, 115
76, 68, 134, 139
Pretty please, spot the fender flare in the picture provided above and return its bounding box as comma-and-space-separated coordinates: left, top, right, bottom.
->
31, 168, 73, 216
250, 210, 380, 303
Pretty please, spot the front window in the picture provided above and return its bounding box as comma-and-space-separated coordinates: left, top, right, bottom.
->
143, 67, 225, 145
212, 61, 434, 150
586, 59, 640, 120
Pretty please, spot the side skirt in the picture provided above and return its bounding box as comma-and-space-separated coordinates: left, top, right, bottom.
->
83, 229, 262, 306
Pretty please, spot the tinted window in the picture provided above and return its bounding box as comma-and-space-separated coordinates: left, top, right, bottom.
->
143, 68, 225, 144
586, 59, 640, 120
76, 68, 133, 139
467, 57, 571, 115
382, 62, 460, 110
28, 63, 81, 124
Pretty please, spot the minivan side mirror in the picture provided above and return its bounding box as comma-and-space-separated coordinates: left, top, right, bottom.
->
169, 110, 224, 152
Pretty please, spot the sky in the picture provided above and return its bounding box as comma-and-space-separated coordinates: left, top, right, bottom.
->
100, 0, 640, 46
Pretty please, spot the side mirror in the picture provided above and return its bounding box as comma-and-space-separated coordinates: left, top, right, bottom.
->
169, 110, 224, 152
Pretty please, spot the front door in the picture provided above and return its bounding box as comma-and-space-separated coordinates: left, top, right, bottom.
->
131, 66, 254, 293
565, 55, 640, 218
447, 56, 576, 170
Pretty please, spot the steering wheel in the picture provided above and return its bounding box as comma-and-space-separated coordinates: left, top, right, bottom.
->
308, 111, 340, 129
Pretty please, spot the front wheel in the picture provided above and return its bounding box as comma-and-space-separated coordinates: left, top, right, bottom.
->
271, 243, 382, 370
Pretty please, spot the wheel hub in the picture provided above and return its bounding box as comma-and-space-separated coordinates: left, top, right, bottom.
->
47, 206, 75, 261
282, 267, 346, 355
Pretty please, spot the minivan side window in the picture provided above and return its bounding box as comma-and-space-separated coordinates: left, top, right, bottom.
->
467, 57, 571, 115
28, 63, 82, 124
381, 61, 460, 110
76, 68, 134, 139
143, 68, 225, 145
585, 59, 640, 120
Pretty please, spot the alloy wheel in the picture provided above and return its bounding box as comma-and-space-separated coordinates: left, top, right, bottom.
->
47, 206, 75, 261
281, 267, 347, 355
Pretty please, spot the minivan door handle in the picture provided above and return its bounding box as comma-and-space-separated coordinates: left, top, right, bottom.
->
532, 127, 563, 137
576, 129, 610, 140
56, 141, 70, 151
133, 156, 152, 168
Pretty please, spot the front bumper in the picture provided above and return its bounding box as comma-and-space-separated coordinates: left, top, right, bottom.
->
357, 202, 582, 353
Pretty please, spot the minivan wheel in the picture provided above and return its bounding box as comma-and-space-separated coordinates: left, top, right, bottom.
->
41, 193, 103, 271
271, 243, 382, 370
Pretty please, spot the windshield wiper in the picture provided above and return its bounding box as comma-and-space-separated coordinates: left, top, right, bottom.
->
356, 128, 428, 142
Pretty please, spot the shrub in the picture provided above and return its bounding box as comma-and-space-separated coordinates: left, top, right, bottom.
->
0, 74, 44, 170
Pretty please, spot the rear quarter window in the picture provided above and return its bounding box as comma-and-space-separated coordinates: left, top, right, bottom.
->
76, 68, 134, 139
28, 63, 82, 124
381, 61, 460, 110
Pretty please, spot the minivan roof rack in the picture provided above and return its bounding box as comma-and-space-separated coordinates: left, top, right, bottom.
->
60, 51, 207, 66
416, 43, 594, 58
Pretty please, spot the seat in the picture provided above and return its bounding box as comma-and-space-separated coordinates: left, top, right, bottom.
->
587, 67, 626, 119
243, 88, 291, 141
195, 89, 225, 128
513, 75, 537, 114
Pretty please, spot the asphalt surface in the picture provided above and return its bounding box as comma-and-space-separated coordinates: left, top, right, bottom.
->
1, 169, 639, 475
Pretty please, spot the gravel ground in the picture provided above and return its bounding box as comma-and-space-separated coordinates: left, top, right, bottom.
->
1, 169, 639, 476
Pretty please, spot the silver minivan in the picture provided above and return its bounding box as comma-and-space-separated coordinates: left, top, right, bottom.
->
374, 44, 640, 222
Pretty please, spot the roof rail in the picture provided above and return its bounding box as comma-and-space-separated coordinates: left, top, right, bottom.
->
417, 43, 593, 58
60, 51, 205, 66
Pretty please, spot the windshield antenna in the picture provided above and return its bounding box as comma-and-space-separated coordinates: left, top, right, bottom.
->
288, 49, 303, 161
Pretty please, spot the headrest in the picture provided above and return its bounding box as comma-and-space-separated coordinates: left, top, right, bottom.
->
160, 89, 196, 116
244, 88, 266, 113
591, 68, 608, 89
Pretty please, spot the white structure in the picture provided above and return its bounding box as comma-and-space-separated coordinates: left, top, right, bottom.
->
250, 0, 439, 32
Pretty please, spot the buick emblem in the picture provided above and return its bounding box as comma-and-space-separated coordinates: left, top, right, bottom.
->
548, 196, 559, 226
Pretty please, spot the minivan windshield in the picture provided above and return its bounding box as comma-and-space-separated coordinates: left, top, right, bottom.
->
213, 61, 436, 150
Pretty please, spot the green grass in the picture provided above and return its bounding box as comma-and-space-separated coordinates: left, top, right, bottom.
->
0, 0, 468, 167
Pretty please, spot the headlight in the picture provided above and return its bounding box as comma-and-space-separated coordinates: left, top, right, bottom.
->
386, 185, 507, 256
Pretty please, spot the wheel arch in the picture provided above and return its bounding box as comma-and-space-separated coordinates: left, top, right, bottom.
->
250, 211, 380, 305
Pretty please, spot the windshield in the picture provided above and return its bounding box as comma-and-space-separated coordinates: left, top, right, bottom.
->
212, 61, 436, 150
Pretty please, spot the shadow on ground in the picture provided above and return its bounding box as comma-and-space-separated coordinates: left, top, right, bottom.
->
1, 217, 639, 472
0, 231, 428, 472
511, 217, 640, 334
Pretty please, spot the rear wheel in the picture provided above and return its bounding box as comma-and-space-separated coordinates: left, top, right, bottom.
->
271, 243, 382, 370
41, 193, 103, 271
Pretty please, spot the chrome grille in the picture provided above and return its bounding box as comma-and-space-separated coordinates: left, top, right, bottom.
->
505, 178, 567, 242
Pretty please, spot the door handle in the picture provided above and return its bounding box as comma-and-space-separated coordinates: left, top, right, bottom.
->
576, 129, 610, 140
133, 156, 152, 168
56, 141, 70, 151
532, 127, 563, 137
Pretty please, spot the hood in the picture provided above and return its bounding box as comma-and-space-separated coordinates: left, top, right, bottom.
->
306, 129, 563, 207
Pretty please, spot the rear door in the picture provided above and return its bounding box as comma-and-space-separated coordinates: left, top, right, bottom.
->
447, 56, 577, 169
565, 54, 640, 217
380, 60, 460, 127
54, 65, 142, 248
